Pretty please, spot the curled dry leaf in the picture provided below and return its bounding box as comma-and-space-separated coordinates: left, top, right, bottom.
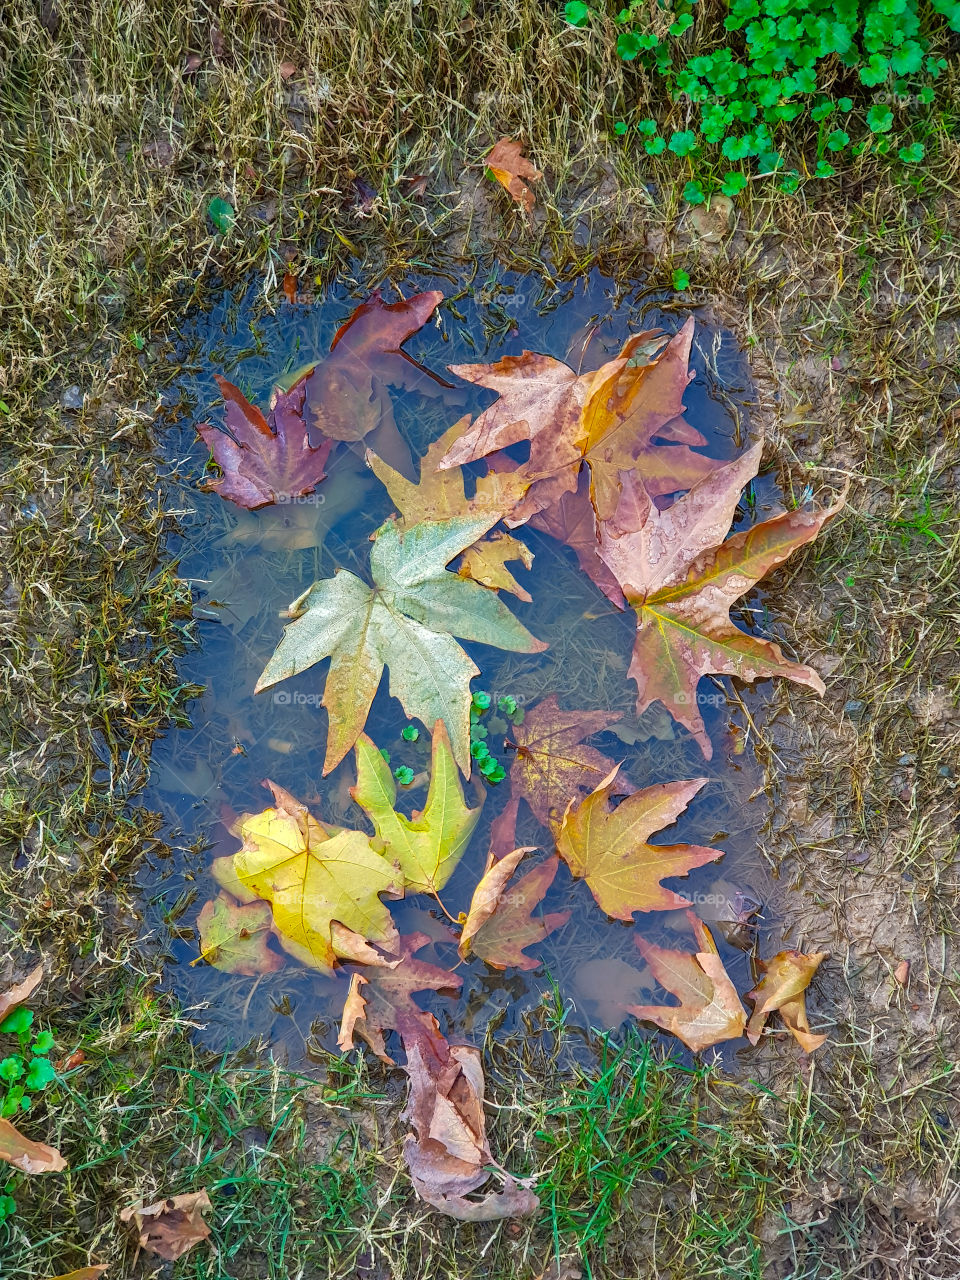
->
255, 516, 546, 773
198, 375, 333, 510
745, 949, 829, 1052
120, 1190, 213, 1262
0, 963, 44, 1023
351, 722, 482, 894
302, 289, 451, 442
402, 1040, 539, 1220
630, 911, 747, 1052
508, 694, 633, 829
460, 852, 570, 971
338, 933, 462, 1068
485, 138, 542, 215
598, 443, 846, 757
556, 766, 722, 920
196, 893, 284, 976
0, 1117, 66, 1174
229, 780, 402, 973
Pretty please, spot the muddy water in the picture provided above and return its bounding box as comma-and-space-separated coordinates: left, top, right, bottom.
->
139, 266, 781, 1066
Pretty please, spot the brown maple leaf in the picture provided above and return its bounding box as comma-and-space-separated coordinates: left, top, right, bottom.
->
198, 374, 333, 510
508, 694, 633, 829
629, 911, 746, 1052
485, 138, 542, 215
337, 933, 462, 1070
597, 442, 846, 757
745, 949, 829, 1052
301, 289, 452, 442
438, 320, 720, 525
527, 471, 624, 606
402, 1040, 539, 1220
555, 766, 723, 920
458, 849, 570, 970
120, 1191, 213, 1262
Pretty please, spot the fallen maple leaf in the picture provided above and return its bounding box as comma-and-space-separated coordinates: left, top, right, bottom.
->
485, 138, 542, 215
458, 850, 569, 970
572, 957, 654, 1028
45, 1268, 109, 1280
301, 289, 451, 442
338, 933, 462, 1067
508, 695, 633, 829
555, 766, 722, 920
439, 321, 720, 525
255, 516, 547, 773
403, 1040, 539, 1220
527, 472, 624, 606
630, 911, 747, 1051
366, 415, 530, 530
597, 443, 846, 757
458, 531, 534, 600
745, 949, 829, 1052
198, 374, 333, 509
351, 722, 482, 894
120, 1190, 212, 1262
196, 894, 284, 975
0, 963, 44, 1024
230, 780, 401, 973
0, 1117, 66, 1174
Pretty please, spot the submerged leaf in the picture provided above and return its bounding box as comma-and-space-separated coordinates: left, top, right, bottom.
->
351, 722, 483, 894
745, 949, 829, 1052
508, 695, 632, 829
231, 781, 401, 973
630, 912, 747, 1051
255, 517, 546, 773
555, 766, 722, 920
196, 894, 284, 976
458, 531, 534, 600
198, 375, 333, 510
597, 444, 845, 757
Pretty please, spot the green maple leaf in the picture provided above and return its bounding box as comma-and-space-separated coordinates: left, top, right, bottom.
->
255, 516, 546, 773
352, 722, 482, 894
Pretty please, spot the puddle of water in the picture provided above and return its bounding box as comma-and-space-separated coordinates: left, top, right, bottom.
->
139, 266, 784, 1068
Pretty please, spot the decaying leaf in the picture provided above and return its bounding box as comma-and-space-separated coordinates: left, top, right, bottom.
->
745, 949, 829, 1052
527, 472, 624, 606
630, 911, 747, 1051
0, 1117, 66, 1174
0, 963, 44, 1024
572, 957, 654, 1028
403, 1040, 539, 1220
485, 138, 542, 215
458, 531, 534, 600
120, 1190, 212, 1262
231, 780, 401, 973
508, 695, 633, 829
196, 894, 284, 975
439, 321, 719, 525
198, 375, 333, 509
367, 415, 530, 530
255, 516, 546, 773
302, 289, 450, 442
597, 444, 846, 756
338, 933, 462, 1067
351, 722, 482, 894
459, 850, 569, 970
556, 766, 722, 920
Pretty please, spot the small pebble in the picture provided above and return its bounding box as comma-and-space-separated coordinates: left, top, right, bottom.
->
843, 699, 865, 719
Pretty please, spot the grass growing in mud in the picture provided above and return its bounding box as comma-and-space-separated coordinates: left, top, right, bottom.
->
1, 2, 959, 1277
